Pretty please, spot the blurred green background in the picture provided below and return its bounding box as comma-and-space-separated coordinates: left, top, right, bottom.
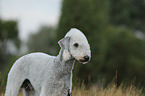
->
1, 0, 145, 90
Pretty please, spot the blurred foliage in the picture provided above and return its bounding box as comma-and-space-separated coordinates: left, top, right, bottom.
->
0, 19, 20, 83
27, 26, 57, 55
57, 0, 145, 88
110, 0, 145, 31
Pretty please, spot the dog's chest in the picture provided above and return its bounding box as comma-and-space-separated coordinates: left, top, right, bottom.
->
45, 74, 71, 96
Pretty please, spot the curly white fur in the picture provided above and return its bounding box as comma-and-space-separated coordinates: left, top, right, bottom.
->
4, 28, 91, 96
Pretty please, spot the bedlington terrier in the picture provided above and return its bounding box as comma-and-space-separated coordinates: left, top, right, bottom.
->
4, 28, 91, 96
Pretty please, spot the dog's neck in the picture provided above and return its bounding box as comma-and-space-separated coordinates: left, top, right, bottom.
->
57, 49, 75, 71
57, 49, 75, 64
54, 49, 75, 94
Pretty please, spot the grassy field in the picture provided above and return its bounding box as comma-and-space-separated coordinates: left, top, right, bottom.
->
0, 82, 144, 96
72, 83, 144, 96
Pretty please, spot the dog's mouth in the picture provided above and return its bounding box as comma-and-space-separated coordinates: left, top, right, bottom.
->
79, 58, 90, 64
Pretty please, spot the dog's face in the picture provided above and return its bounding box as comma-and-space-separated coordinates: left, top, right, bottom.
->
69, 36, 91, 64
65, 28, 91, 64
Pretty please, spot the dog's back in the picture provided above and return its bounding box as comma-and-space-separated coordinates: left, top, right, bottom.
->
5, 52, 56, 96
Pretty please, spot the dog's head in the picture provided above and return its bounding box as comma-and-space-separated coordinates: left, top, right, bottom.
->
58, 28, 91, 64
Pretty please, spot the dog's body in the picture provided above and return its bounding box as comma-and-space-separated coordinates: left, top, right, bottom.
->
5, 28, 91, 96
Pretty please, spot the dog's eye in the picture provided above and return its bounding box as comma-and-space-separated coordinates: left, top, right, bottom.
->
74, 43, 79, 47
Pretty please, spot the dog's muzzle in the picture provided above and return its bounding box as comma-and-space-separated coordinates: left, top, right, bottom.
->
79, 55, 90, 64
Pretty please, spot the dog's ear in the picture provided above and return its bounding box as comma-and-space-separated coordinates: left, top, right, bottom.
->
58, 36, 71, 61
58, 36, 71, 49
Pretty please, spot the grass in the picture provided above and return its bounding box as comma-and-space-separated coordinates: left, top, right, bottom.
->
72, 83, 144, 96
0, 82, 144, 96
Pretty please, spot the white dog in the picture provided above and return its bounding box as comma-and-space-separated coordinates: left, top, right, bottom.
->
5, 28, 91, 96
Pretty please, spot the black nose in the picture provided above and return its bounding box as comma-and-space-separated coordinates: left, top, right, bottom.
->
84, 56, 90, 62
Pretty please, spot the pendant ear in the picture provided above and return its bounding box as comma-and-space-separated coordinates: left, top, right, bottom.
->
58, 36, 71, 49
58, 36, 71, 61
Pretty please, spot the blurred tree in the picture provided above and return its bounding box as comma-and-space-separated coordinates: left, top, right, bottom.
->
101, 26, 145, 86
0, 19, 20, 83
57, 0, 145, 88
27, 26, 57, 55
110, 0, 145, 32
